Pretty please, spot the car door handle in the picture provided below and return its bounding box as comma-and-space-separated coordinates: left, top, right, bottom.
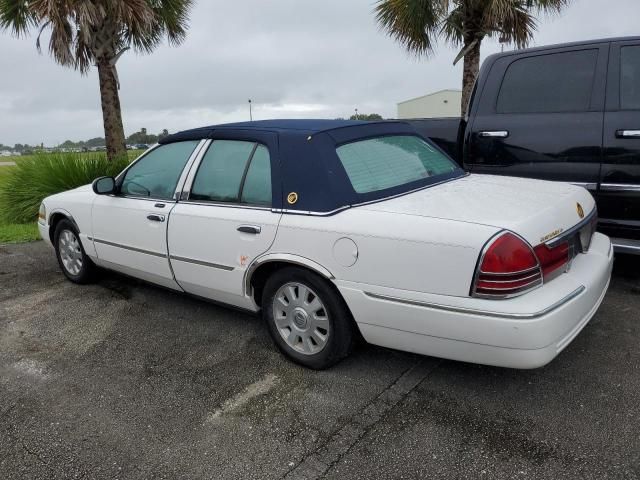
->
147, 214, 165, 222
478, 130, 509, 138
237, 225, 261, 234
616, 129, 640, 138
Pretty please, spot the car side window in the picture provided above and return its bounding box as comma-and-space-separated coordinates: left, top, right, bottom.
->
621, 46, 640, 110
496, 49, 598, 114
240, 145, 272, 206
121, 141, 198, 200
190, 141, 272, 206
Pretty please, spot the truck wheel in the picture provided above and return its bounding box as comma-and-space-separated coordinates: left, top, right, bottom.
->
54, 219, 97, 284
262, 267, 354, 369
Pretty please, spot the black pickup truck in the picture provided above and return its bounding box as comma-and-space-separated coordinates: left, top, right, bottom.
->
409, 36, 640, 254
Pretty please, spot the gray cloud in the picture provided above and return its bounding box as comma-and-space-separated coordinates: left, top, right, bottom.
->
0, 0, 638, 145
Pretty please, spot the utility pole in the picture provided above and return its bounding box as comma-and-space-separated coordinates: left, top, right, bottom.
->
248, 99, 253, 121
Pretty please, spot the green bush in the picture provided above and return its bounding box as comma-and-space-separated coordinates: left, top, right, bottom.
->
0, 153, 129, 224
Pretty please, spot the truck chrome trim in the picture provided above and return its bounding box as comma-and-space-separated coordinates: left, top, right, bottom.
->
600, 183, 640, 192
571, 182, 598, 191
169, 255, 234, 271
364, 285, 586, 320
611, 238, 640, 254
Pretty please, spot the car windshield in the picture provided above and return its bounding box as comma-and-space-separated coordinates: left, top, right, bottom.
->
336, 135, 458, 194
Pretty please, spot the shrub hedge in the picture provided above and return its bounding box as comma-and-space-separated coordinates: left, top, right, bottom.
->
0, 153, 129, 224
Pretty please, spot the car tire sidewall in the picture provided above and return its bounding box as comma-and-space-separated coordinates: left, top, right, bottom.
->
262, 267, 354, 369
54, 219, 95, 284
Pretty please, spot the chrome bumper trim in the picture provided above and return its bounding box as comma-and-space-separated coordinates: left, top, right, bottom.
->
363, 285, 586, 320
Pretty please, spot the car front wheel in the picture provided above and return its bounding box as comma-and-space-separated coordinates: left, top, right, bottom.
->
262, 267, 354, 369
54, 219, 97, 284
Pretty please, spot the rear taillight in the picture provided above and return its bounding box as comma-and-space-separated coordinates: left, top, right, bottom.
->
472, 232, 543, 298
533, 241, 569, 279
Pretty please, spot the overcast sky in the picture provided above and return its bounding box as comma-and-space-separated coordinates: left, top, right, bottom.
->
0, 0, 637, 146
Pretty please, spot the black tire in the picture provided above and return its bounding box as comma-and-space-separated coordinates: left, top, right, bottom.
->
262, 266, 354, 369
53, 219, 97, 284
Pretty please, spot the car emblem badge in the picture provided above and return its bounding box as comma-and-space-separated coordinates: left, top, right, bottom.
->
287, 192, 298, 205
576, 202, 584, 219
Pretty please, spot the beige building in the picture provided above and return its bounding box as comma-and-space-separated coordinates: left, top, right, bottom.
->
397, 89, 462, 119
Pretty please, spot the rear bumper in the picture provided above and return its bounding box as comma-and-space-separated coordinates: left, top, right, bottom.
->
337, 232, 613, 369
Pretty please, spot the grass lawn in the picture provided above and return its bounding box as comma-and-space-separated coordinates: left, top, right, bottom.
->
0, 222, 39, 243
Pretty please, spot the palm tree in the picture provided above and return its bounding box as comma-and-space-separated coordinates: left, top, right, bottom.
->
0, 1, 193, 161
375, 0, 569, 116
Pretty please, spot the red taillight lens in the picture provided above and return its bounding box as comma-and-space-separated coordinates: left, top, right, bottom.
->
472, 232, 542, 298
533, 241, 569, 279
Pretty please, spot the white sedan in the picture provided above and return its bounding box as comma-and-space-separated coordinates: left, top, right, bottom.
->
38, 120, 613, 369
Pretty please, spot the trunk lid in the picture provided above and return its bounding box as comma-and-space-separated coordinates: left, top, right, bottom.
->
358, 174, 596, 246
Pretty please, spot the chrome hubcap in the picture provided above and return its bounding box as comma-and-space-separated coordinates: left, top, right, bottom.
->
58, 229, 83, 276
273, 282, 330, 355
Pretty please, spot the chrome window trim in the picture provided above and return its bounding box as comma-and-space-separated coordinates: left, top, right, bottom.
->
174, 139, 209, 200
179, 200, 274, 211
600, 183, 640, 192
364, 285, 586, 320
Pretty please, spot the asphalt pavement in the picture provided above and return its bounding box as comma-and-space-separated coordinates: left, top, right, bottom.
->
1, 241, 638, 479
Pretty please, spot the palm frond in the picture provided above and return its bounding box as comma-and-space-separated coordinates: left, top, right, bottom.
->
0, 0, 38, 36
374, 0, 445, 57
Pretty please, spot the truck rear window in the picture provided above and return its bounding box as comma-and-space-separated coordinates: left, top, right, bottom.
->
336, 135, 457, 194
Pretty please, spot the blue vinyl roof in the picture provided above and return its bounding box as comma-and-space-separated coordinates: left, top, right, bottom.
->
160, 119, 375, 144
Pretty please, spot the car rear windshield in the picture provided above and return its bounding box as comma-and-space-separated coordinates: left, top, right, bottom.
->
336, 135, 458, 194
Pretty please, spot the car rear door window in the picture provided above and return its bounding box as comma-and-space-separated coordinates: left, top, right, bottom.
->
497, 49, 598, 114
621, 45, 640, 110
120, 141, 198, 200
240, 145, 272, 206
190, 140, 272, 206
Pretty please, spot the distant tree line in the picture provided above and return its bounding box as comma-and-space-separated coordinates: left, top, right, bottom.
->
0, 128, 170, 153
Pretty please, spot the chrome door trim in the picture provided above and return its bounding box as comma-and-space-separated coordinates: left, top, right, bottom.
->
363, 285, 586, 320
600, 183, 640, 192
478, 130, 509, 138
615, 129, 640, 138
92, 238, 167, 258
169, 255, 235, 271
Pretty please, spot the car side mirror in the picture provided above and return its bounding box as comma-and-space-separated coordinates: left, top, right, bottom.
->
92, 176, 116, 195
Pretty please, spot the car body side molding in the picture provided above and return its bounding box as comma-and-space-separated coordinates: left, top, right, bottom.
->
364, 285, 586, 320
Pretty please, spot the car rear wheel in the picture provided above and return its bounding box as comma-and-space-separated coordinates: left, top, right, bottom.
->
262, 267, 354, 369
54, 219, 97, 284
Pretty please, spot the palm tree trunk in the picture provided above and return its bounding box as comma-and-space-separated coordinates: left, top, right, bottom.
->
97, 60, 127, 161
461, 39, 481, 117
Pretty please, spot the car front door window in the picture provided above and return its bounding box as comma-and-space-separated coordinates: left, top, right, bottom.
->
121, 141, 199, 200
